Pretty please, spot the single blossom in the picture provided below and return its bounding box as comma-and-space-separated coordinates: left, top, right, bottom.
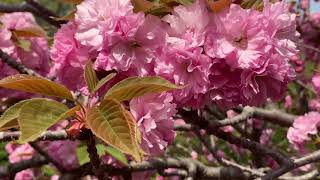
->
130, 93, 177, 156
5, 143, 35, 163
163, 0, 210, 48
155, 47, 212, 108
75, 0, 144, 51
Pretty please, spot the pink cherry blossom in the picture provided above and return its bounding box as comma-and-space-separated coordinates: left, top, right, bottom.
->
312, 75, 320, 96
5, 143, 35, 163
0, 12, 50, 98
287, 112, 320, 151
50, 21, 91, 91
130, 93, 177, 156
155, 47, 211, 108
75, 0, 144, 51
15, 169, 35, 180
205, 4, 271, 69
284, 95, 293, 109
163, 0, 210, 48
0, 13, 50, 75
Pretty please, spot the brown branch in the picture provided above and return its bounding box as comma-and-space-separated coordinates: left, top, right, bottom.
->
179, 109, 294, 168
262, 149, 320, 180
85, 131, 107, 179
0, 155, 48, 179
63, 157, 248, 180
0, 130, 69, 142
213, 106, 295, 127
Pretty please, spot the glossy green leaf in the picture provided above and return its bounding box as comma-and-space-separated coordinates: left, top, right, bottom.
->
0, 74, 74, 101
92, 73, 116, 94
84, 60, 99, 94
85, 98, 142, 161
0, 119, 19, 131
18, 99, 70, 143
105, 76, 182, 101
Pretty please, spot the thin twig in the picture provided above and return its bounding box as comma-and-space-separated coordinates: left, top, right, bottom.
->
179, 109, 294, 168
0, 130, 69, 142
262, 149, 320, 180
0, 49, 41, 76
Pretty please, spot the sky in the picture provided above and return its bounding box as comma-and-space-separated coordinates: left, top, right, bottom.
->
311, 0, 320, 12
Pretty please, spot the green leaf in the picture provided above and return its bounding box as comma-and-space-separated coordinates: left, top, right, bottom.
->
0, 74, 74, 101
85, 98, 142, 161
106, 146, 128, 165
92, 73, 116, 94
105, 76, 182, 101
18, 99, 70, 143
0, 99, 31, 129
84, 60, 99, 94
76, 145, 90, 165
15, 39, 31, 52
76, 144, 107, 165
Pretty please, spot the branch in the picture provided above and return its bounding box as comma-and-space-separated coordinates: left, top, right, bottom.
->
0, 130, 69, 142
179, 109, 294, 167
61, 157, 249, 180
213, 106, 295, 127
0, 49, 41, 77
0, 155, 48, 179
85, 131, 107, 179
297, 42, 320, 54
0, 3, 64, 27
262, 150, 320, 180
25, 0, 58, 18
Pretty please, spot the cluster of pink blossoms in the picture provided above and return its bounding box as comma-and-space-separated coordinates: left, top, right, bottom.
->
52, 0, 297, 108
50, 0, 298, 155
0, 12, 50, 98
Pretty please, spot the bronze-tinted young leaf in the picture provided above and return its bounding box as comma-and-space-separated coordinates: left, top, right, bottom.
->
0, 99, 31, 129
0, 74, 74, 101
0, 119, 19, 131
123, 110, 145, 155
50, 9, 76, 21
63, 0, 83, 4
85, 98, 142, 161
104, 76, 182, 101
18, 99, 72, 143
12, 27, 47, 38
131, 0, 154, 12
84, 60, 99, 94
206, 0, 231, 13
92, 73, 116, 94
